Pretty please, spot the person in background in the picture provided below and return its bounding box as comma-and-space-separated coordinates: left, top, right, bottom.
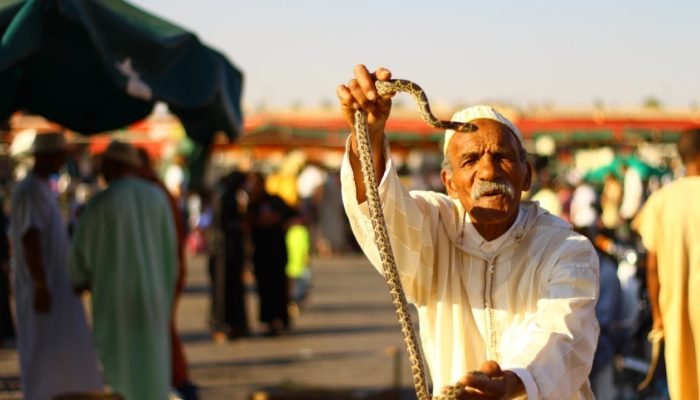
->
0, 197, 15, 348
600, 173, 623, 231
317, 169, 350, 256
246, 171, 293, 336
530, 169, 562, 217
576, 227, 622, 400
265, 151, 305, 209
619, 162, 644, 239
633, 130, 700, 400
569, 178, 599, 230
296, 161, 326, 253
136, 148, 199, 400
285, 211, 312, 318
10, 133, 103, 399
70, 141, 177, 400
207, 178, 227, 341
214, 170, 250, 340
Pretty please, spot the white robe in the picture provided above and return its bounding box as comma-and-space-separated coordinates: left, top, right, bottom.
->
341, 146, 599, 399
10, 173, 103, 400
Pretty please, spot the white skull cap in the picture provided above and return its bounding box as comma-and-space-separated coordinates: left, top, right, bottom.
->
443, 105, 523, 154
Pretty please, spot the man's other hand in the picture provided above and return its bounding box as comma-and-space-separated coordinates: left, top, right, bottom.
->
451, 360, 525, 399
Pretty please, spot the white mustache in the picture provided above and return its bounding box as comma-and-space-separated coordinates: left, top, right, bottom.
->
471, 180, 515, 201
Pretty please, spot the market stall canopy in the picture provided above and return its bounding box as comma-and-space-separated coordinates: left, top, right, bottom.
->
583, 155, 669, 183
0, 0, 244, 145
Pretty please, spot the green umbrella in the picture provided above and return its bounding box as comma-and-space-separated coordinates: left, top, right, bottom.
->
584, 155, 668, 184
583, 162, 622, 184
0, 0, 244, 187
623, 155, 667, 180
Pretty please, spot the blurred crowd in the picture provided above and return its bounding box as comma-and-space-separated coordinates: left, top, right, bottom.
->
0, 134, 361, 399
184, 151, 361, 338
0, 128, 694, 400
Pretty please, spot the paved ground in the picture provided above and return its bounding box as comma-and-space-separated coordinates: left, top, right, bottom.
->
0, 253, 421, 400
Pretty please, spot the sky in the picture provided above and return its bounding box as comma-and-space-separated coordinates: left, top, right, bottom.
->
137, 0, 700, 111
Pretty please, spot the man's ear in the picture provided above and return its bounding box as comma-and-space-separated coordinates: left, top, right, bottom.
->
441, 169, 458, 198
522, 160, 533, 192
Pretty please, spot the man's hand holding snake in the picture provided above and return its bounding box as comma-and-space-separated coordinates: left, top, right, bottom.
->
337, 65, 394, 153
338, 65, 395, 202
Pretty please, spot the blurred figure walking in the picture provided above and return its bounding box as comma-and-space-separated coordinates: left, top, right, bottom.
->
0, 198, 15, 348
531, 170, 562, 217
10, 133, 103, 399
136, 149, 199, 399
317, 170, 350, 256
70, 141, 177, 400
286, 211, 312, 318
212, 170, 250, 339
634, 130, 700, 400
600, 173, 623, 231
296, 161, 326, 253
246, 172, 293, 336
577, 228, 623, 400
620, 163, 644, 240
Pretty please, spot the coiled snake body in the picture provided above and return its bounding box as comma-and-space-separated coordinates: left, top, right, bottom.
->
353, 79, 474, 400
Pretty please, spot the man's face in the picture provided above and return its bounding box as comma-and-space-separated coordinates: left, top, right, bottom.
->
441, 119, 531, 228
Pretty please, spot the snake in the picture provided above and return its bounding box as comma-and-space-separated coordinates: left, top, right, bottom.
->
353, 79, 476, 400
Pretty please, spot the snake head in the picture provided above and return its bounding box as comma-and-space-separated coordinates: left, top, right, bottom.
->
448, 122, 478, 133
373, 79, 479, 135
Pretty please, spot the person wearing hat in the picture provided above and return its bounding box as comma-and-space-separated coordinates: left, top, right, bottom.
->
69, 140, 178, 400
337, 66, 599, 399
10, 132, 104, 398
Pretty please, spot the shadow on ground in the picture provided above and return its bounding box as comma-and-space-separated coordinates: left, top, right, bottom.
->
247, 383, 418, 400
0, 375, 20, 391
193, 349, 376, 369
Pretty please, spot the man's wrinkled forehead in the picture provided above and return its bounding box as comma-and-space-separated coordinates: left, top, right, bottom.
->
443, 106, 523, 154
455, 120, 522, 151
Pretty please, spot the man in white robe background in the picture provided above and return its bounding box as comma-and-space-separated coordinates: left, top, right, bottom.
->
10, 132, 103, 399
337, 65, 599, 399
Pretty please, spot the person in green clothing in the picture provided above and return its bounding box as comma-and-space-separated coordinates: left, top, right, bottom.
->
286, 212, 312, 318
70, 141, 177, 400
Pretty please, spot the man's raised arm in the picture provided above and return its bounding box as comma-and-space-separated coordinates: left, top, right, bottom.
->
336, 64, 395, 203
